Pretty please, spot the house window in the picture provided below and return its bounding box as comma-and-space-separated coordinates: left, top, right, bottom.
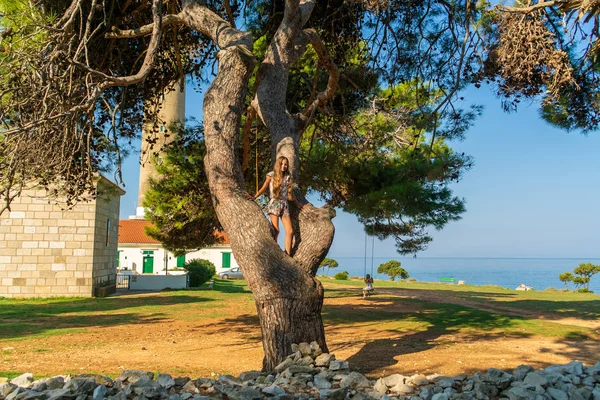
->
176, 254, 186, 268
222, 252, 231, 269
106, 219, 111, 247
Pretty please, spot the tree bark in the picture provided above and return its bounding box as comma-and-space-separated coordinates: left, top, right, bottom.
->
182, 0, 336, 371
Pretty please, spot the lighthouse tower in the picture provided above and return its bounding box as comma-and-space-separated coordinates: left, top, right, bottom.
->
131, 83, 185, 220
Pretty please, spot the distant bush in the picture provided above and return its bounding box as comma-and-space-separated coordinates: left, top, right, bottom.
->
334, 271, 349, 280
577, 288, 593, 293
408, 278, 417, 282
184, 259, 216, 287
350, 276, 361, 280
544, 287, 561, 292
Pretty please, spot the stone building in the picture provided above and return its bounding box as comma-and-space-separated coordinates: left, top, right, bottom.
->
0, 176, 125, 298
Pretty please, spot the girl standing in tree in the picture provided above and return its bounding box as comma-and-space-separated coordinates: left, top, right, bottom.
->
251, 156, 305, 255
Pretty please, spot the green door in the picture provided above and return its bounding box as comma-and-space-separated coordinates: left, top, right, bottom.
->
176, 254, 186, 268
222, 252, 231, 269
143, 251, 154, 274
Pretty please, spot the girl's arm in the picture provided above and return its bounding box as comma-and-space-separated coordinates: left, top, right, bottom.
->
252, 176, 271, 200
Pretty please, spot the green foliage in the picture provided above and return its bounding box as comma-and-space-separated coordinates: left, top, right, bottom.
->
333, 271, 349, 280
320, 258, 339, 276
300, 82, 475, 254
559, 263, 600, 292
143, 127, 222, 254
377, 260, 409, 281
183, 259, 216, 288
558, 272, 574, 290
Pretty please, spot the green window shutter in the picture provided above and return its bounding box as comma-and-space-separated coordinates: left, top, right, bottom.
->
176, 254, 186, 268
222, 252, 231, 268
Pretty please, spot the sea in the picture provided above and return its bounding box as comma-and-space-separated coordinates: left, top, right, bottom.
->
325, 257, 600, 294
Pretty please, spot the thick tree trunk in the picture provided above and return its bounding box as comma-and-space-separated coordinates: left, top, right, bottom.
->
257, 281, 328, 371
183, 0, 335, 371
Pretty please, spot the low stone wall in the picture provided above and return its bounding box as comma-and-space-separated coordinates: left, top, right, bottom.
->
1, 342, 599, 400
128, 274, 188, 291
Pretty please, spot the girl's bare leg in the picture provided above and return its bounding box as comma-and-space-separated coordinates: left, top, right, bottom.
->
269, 214, 280, 241
281, 215, 293, 255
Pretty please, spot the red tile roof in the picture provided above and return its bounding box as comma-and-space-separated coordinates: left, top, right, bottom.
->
118, 220, 160, 244
118, 220, 230, 245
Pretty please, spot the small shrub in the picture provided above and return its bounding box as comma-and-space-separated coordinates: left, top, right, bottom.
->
184, 259, 216, 287
408, 278, 417, 282
544, 287, 561, 292
334, 271, 349, 280
577, 288, 593, 293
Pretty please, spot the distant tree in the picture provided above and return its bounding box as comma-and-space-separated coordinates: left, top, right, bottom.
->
143, 129, 223, 255
558, 272, 574, 291
572, 263, 600, 292
377, 260, 409, 281
320, 258, 339, 277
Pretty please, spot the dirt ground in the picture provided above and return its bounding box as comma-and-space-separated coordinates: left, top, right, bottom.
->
1, 288, 599, 379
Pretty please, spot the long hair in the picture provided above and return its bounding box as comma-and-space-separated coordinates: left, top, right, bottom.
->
272, 156, 294, 201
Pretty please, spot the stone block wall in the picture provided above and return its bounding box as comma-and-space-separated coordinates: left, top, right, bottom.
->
0, 177, 124, 298
92, 181, 122, 294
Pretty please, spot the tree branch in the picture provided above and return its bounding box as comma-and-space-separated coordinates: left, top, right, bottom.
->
180, 1, 252, 50
106, 14, 183, 38
501, 1, 558, 13
296, 29, 339, 135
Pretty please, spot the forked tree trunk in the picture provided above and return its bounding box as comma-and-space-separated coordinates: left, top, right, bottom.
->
182, 0, 335, 371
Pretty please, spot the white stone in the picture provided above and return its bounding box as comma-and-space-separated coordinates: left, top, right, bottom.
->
374, 378, 388, 394
10, 373, 34, 388
410, 374, 429, 386
9, 212, 25, 219
390, 383, 413, 394
340, 372, 370, 389
315, 353, 334, 367
382, 374, 405, 387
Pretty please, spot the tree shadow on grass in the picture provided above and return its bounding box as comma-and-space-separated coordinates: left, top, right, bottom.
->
320, 294, 597, 374
337, 286, 600, 324
204, 313, 262, 342
0, 294, 211, 340
212, 279, 252, 294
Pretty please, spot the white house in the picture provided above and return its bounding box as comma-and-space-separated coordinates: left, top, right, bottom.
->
117, 219, 239, 275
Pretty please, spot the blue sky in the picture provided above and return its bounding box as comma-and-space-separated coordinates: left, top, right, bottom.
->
118, 85, 600, 259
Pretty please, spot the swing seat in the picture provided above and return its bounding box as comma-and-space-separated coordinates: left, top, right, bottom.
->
362, 288, 374, 297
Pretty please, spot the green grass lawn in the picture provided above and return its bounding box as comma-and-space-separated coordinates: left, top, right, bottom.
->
0, 277, 598, 379
1, 278, 598, 342
319, 277, 600, 321
0, 279, 254, 342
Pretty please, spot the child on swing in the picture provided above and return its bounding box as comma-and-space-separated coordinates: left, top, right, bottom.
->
250, 156, 305, 255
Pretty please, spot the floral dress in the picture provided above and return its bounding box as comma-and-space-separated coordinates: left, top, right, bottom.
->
266, 172, 290, 217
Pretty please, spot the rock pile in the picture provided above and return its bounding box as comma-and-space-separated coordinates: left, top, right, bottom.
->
1, 342, 599, 400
